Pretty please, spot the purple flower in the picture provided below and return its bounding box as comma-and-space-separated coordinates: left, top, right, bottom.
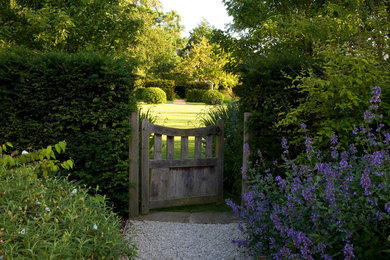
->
344, 242, 355, 259
301, 123, 307, 130
360, 168, 372, 195
385, 202, 390, 214
370, 86, 381, 104
281, 137, 289, 154
243, 143, 250, 155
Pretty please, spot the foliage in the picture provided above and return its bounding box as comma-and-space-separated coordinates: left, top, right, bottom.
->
279, 46, 389, 153
202, 102, 243, 194
0, 0, 140, 53
235, 51, 313, 163
179, 36, 239, 90
128, 1, 185, 79
203, 90, 224, 105
134, 87, 146, 101
227, 87, 390, 259
144, 79, 175, 101
0, 48, 137, 214
140, 87, 167, 104
186, 89, 207, 103
0, 141, 73, 177
0, 151, 136, 258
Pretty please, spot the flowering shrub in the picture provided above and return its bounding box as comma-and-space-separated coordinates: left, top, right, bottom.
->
0, 147, 136, 258
227, 86, 390, 259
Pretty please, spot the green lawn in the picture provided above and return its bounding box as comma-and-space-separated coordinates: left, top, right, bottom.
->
140, 102, 210, 129
140, 102, 212, 159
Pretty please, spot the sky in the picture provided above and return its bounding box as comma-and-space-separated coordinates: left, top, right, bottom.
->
159, 0, 233, 37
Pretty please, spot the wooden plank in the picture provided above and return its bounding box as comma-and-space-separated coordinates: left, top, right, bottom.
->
167, 136, 174, 160
205, 135, 213, 158
150, 168, 169, 201
195, 136, 202, 159
129, 111, 139, 218
216, 119, 224, 205
141, 119, 150, 215
149, 195, 219, 209
181, 136, 188, 159
154, 134, 162, 160
149, 124, 219, 137
242, 112, 251, 206
149, 158, 218, 168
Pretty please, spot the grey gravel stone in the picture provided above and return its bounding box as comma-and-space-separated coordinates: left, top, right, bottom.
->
124, 220, 252, 260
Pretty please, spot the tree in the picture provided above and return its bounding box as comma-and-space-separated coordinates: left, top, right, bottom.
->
0, 0, 140, 54
180, 36, 238, 90
127, 1, 185, 79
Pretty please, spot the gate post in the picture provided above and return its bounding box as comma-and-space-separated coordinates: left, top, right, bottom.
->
129, 111, 139, 218
216, 119, 224, 204
242, 112, 251, 206
141, 119, 150, 215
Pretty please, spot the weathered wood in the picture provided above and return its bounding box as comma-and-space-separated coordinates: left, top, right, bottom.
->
150, 168, 169, 201
149, 158, 218, 168
205, 135, 213, 158
149, 124, 220, 137
242, 112, 251, 206
149, 195, 219, 209
167, 136, 174, 160
129, 111, 139, 218
216, 119, 224, 204
141, 119, 150, 215
181, 136, 188, 159
154, 134, 162, 160
195, 136, 202, 159
140, 119, 224, 214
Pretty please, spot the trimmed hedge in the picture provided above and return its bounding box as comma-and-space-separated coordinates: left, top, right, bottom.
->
186, 89, 206, 103
144, 79, 175, 100
141, 87, 167, 104
185, 81, 211, 97
0, 48, 137, 214
203, 90, 224, 105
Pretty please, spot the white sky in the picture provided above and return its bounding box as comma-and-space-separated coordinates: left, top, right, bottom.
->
160, 0, 233, 37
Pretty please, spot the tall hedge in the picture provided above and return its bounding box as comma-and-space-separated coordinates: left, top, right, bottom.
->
0, 48, 137, 214
144, 79, 175, 100
185, 81, 211, 97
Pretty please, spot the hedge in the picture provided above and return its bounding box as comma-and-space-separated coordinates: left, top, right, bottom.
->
0, 48, 137, 214
144, 79, 175, 100
203, 90, 224, 105
141, 87, 167, 104
184, 81, 212, 97
186, 89, 206, 103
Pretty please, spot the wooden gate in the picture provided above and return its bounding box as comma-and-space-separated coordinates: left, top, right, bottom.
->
140, 119, 224, 214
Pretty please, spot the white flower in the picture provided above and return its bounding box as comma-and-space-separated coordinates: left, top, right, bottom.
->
36, 201, 41, 205
70, 189, 77, 196
18, 228, 26, 235
0, 255, 4, 259
22, 150, 28, 155
93, 224, 98, 230
45, 207, 50, 212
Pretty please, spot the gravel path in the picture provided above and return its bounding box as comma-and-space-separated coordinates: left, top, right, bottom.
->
125, 220, 251, 260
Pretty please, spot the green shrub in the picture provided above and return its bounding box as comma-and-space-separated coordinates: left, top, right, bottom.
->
134, 87, 146, 101
202, 102, 243, 195
0, 168, 136, 258
186, 89, 206, 103
185, 81, 211, 97
0, 48, 137, 214
203, 90, 224, 105
141, 87, 167, 104
144, 79, 175, 101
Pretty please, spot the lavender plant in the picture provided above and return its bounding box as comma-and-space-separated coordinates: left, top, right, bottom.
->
227, 86, 390, 259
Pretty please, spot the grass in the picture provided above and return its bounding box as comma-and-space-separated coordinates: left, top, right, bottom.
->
141, 102, 210, 129
141, 102, 212, 159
